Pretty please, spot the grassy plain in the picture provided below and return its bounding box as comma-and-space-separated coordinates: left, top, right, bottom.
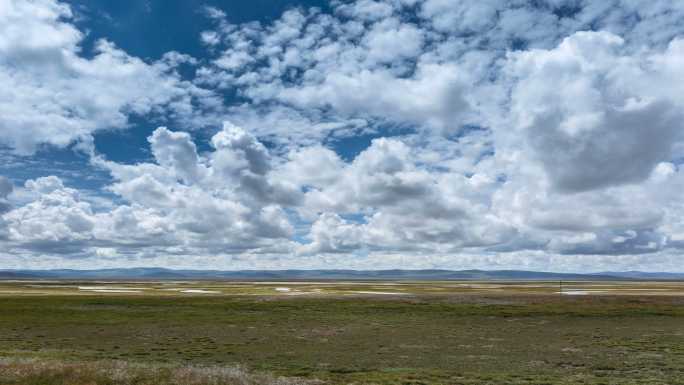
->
1, 280, 684, 384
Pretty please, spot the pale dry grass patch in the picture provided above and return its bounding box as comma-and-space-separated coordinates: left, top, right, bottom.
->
0, 358, 322, 385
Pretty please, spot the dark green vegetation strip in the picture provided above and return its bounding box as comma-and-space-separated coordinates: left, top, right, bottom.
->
1, 295, 684, 384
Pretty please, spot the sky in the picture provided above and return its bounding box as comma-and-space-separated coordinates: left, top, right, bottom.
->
2, 0, 684, 272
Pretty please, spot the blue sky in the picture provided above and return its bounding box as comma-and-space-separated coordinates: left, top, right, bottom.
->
2, 0, 684, 271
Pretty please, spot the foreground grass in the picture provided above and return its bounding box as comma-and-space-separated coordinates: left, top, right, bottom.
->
0, 358, 316, 385
1, 293, 684, 384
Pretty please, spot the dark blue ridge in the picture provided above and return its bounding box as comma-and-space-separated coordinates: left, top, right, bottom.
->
1, 268, 683, 280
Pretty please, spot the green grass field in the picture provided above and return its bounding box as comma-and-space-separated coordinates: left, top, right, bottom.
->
1, 281, 684, 384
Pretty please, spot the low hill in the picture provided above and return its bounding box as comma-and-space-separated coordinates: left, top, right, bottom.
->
1, 268, 682, 280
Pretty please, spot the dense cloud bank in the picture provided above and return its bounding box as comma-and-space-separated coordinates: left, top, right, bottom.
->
2, 0, 684, 271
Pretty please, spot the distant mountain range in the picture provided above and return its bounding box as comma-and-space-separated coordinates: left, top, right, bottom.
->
1, 268, 683, 280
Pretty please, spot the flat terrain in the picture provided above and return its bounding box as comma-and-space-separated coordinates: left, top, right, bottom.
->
1, 281, 684, 384
3, 279, 684, 296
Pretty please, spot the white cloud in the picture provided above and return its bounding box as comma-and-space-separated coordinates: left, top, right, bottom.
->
0, 0, 219, 154
275, 63, 472, 133
149, 127, 206, 184
363, 19, 425, 64
1, 124, 299, 258
4, 177, 96, 252
336, 0, 395, 21
294, 137, 516, 252
200, 30, 221, 46
25, 175, 65, 194
297, 213, 365, 255
4, 0, 684, 271
420, 0, 499, 34
276, 146, 345, 188
102, 123, 299, 247
506, 31, 684, 192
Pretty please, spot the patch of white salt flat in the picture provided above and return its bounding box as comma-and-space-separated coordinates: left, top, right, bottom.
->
598, 288, 670, 291
86, 289, 142, 293
558, 290, 591, 295
274, 287, 291, 292
180, 289, 220, 294
78, 286, 143, 291
248, 282, 402, 285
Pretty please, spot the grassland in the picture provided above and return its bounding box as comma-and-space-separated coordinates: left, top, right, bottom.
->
1, 281, 684, 384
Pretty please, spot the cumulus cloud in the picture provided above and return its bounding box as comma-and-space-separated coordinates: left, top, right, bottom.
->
149, 127, 206, 184
4, 176, 96, 253
102, 123, 298, 250
196, 4, 478, 139
506, 31, 684, 192
4, 0, 684, 271
1, 124, 299, 258
291, 137, 516, 253
0, 0, 219, 154
297, 213, 366, 255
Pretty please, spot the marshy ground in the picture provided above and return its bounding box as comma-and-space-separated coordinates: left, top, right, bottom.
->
1, 280, 683, 384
